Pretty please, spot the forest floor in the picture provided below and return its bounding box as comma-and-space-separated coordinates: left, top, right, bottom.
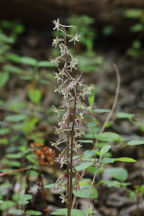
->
1, 26, 144, 216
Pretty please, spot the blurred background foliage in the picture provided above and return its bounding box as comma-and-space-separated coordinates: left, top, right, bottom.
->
0, 1, 144, 215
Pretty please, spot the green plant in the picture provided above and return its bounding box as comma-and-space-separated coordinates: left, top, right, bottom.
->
44, 19, 139, 216
124, 9, 144, 59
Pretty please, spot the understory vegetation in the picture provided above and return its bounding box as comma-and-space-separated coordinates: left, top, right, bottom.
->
0, 11, 144, 216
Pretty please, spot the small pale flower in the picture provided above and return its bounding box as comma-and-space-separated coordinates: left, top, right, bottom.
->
53, 18, 61, 31
59, 193, 66, 203
69, 33, 81, 44
69, 57, 78, 70
52, 36, 64, 47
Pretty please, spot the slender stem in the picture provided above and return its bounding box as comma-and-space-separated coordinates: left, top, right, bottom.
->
68, 86, 77, 216
63, 27, 71, 210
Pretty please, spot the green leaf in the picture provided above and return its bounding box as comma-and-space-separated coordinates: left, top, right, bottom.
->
0, 200, 15, 211
51, 208, 85, 216
73, 186, 98, 198
13, 194, 32, 203
93, 109, 110, 113
5, 114, 27, 122
127, 140, 144, 146
76, 162, 93, 171
0, 138, 8, 145
17, 194, 32, 205
103, 25, 114, 36
0, 72, 9, 88
101, 158, 114, 164
1, 159, 21, 167
114, 157, 136, 162
20, 56, 37, 66
45, 183, 56, 189
88, 94, 95, 106
0, 128, 11, 135
124, 9, 143, 18
100, 145, 111, 155
86, 208, 96, 214
38, 61, 55, 67
3, 65, 23, 74
9, 209, 23, 215
23, 117, 39, 134
0, 183, 11, 189
131, 24, 144, 32
99, 180, 121, 188
104, 167, 128, 182
6, 153, 23, 159
132, 40, 141, 49
28, 89, 42, 104
6, 53, 21, 63
117, 112, 135, 120
0, 200, 4, 204
26, 210, 42, 215
95, 132, 122, 142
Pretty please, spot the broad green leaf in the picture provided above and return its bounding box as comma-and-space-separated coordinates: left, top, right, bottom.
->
76, 162, 93, 171
0, 200, 15, 211
51, 208, 85, 216
9, 209, 23, 215
117, 112, 135, 119
127, 140, 144, 146
95, 132, 122, 142
5, 114, 27, 122
26, 210, 42, 215
104, 167, 128, 182
100, 145, 111, 155
38, 61, 55, 67
73, 186, 98, 198
20, 57, 37, 66
0, 72, 9, 88
28, 89, 42, 104
114, 157, 136, 162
